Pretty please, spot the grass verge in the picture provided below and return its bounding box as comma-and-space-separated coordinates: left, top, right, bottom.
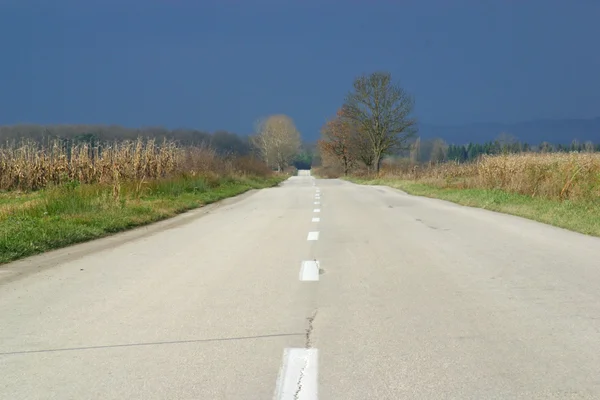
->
0, 175, 286, 265
345, 176, 600, 237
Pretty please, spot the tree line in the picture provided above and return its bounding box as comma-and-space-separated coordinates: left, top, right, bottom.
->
0, 124, 254, 155
418, 136, 600, 164
0, 122, 315, 170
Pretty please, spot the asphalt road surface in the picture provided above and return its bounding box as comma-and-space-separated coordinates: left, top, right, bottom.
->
2, 173, 600, 399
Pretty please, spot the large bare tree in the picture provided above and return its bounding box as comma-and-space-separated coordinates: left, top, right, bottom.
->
342, 71, 418, 174
250, 114, 301, 171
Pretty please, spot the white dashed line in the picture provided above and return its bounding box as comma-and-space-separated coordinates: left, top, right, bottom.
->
299, 260, 320, 281
273, 348, 319, 400
314, 201, 320, 205
307, 231, 319, 241
312, 217, 320, 222
313, 209, 320, 213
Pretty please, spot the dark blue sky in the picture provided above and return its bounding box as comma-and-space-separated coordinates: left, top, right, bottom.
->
1, 0, 599, 140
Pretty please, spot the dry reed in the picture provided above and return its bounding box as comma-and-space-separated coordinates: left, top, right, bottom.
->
380, 152, 600, 202
0, 138, 270, 191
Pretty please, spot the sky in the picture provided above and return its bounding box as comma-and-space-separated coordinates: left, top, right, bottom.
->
0, 0, 599, 141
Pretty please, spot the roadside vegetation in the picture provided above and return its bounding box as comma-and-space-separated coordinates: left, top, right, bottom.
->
315, 70, 600, 237
0, 121, 302, 264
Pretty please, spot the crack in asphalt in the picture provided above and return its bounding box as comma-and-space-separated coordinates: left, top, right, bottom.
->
294, 310, 318, 400
305, 310, 317, 349
0, 332, 304, 356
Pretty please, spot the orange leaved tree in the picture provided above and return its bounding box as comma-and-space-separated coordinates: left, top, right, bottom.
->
317, 109, 358, 176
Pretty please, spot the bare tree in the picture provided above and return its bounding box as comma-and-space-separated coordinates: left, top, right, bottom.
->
342, 71, 417, 174
410, 137, 420, 164
250, 114, 301, 172
430, 138, 448, 163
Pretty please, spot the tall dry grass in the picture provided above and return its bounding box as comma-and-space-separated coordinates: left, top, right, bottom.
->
0, 138, 271, 191
380, 153, 600, 202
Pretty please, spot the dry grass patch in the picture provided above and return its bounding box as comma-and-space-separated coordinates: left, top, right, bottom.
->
378, 152, 600, 202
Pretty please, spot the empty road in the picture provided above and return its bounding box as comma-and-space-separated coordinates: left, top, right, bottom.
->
2, 173, 600, 399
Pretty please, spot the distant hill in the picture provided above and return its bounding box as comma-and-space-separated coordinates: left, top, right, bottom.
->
418, 117, 600, 145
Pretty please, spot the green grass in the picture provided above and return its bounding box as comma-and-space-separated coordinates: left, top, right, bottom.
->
345, 176, 600, 237
0, 175, 285, 264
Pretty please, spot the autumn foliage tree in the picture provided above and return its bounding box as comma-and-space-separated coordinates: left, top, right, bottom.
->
317, 109, 357, 175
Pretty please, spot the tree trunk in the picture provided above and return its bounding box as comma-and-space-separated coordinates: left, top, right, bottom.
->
343, 155, 349, 176
374, 154, 382, 175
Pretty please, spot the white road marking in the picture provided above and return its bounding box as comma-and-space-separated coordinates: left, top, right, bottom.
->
299, 260, 320, 281
307, 232, 319, 241
273, 348, 319, 400
312, 217, 320, 222
314, 201, 320, 205
313, 209, 320, 213
316, 189, 320, 193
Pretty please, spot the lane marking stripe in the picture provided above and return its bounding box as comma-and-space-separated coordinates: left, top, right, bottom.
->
307, 231, 319, 241
314, 202, 320, 205
312, 217, 320, 222
299, 260, 320, 281
274, 348, 318, 400
313, 209, 320, 213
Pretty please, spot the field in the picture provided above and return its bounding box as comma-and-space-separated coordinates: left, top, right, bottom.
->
0, 138, 285, 264
346, 152, 600, 236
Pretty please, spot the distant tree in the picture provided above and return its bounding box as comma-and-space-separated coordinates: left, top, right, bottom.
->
570, 139, 581, 152
292, 142, 315, 169
317, 109, 358, 175
250, 114, 301, 172
582, 141, 594, 153
410, 137, 421, 164
430, 138, 448, 163
294, 141, 318, 169
342, 71, 417, 174
539, 141, 553, 153
210, 130, 250, 155
495, 132, 518, 154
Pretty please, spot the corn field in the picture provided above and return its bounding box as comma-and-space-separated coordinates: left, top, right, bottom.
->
381, 153, 600, 202
0, 138, 269, 191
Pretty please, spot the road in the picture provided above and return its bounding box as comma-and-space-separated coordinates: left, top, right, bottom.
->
2, 173, 600, 399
